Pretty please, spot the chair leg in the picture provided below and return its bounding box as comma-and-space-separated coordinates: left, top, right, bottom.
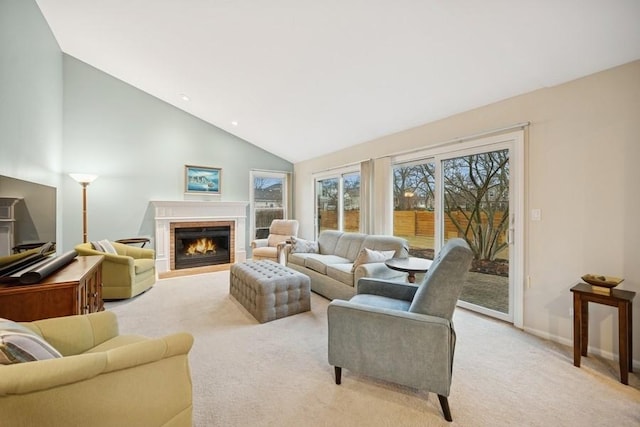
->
437, 395, 453, 422
334, 366, 342, 385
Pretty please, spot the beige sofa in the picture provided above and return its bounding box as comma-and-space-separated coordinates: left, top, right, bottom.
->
75, 241, 156, 299
285, 230, 409, 300
0, 311, 193, 427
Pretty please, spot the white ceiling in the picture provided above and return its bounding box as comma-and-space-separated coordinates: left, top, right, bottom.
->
35, 0, 640, 163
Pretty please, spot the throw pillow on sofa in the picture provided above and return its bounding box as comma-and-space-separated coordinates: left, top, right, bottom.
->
90, 239, 118, 254
290, 237, 319, 254
0, 318, 62, 364
351, 248, 396, 272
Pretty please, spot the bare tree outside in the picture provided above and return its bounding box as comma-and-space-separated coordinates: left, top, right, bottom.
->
443, 149, 509, 261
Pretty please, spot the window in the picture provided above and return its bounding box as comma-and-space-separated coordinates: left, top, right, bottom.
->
315, 170, 360, 236
250, 171, 289, 239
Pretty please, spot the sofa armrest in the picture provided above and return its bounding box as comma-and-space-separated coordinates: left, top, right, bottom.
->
354, 262, 409, 287
22, 311, 119, 356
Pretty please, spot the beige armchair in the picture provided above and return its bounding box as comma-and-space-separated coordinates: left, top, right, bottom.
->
0, 311, 193, 427
251, 219, 299, 263
75, 241, 156, 299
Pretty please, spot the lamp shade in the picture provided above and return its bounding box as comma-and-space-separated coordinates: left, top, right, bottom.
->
69, 173, 98, 184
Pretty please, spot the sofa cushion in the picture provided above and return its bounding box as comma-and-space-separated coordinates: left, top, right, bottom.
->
134, 258, 155, 274
317, 230, 343, 254
326, 263, 355, 287
304, 254, 351, 275
287, 252, 313, 267
334, 233, 367, 260
252, 246, 277, 259
0, 318, 62, 365
85, 334, 149, 353
361, 235, 409, 258
351, 248, 396, 272
290, 237, 319, 254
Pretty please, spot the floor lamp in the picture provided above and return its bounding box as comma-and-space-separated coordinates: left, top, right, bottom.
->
69, 173, 98, 243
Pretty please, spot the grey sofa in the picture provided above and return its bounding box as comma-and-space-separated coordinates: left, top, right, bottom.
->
327, 238, 473, 422
285, 230, 409, 300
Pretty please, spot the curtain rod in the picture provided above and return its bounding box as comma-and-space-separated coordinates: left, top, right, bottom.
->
389, 121, 530, 158
312, 159, 371, 175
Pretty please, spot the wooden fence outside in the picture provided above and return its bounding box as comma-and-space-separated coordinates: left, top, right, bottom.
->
318, 209, 506, 240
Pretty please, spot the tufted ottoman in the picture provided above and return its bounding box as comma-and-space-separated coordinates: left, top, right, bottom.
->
229, 260, 311, 323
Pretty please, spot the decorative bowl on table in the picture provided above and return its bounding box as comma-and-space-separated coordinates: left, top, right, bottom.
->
581, 274, 623, 293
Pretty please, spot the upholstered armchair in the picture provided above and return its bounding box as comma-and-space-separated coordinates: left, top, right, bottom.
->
0, 311, 194, 427
251, 219, 299, 263
327, 238, 473, 422
74, 241, 156, 299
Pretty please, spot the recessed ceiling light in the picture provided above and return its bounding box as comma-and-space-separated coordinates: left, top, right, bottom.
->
231, 121, 238, 126
179, 93, 190, 101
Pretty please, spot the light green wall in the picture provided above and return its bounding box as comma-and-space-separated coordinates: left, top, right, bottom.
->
61, 55, 292, 250
0, 0, 63, 247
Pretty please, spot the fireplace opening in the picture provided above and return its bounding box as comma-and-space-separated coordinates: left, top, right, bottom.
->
174, 226, 231, 270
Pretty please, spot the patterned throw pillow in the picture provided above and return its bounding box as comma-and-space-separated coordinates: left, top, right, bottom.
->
290, 237, 319, 254
91, 239, 118, 254
351, 248, 396, 272
90, 241, 105, 251
0, 318, 62, 365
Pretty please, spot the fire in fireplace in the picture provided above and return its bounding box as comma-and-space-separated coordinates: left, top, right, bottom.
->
174, 226, 231, 270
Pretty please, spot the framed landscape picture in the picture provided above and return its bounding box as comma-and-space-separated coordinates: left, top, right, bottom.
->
184, 165, 221, 194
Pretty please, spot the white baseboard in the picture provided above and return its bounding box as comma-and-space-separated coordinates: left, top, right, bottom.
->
524, 326, 639, 371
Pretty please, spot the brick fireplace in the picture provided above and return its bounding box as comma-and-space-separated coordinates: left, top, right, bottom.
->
151, 201, 248, 277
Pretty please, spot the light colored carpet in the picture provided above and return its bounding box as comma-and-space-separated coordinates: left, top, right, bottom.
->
106, 271, 640, 426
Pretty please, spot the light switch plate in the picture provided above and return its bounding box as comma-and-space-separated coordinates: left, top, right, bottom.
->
531, 209, 541, 221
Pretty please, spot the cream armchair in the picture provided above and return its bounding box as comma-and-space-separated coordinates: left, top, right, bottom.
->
0, 311, 194, 427
251, 219, 299, 263
75, 241, 156, 299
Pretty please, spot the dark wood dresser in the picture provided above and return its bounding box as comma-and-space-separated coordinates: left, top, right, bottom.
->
0, 255, 104, 321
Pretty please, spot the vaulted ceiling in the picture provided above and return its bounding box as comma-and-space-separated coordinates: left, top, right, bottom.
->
35, 0, 640, 163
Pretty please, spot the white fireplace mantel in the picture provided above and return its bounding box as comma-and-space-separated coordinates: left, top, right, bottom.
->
150, 200, 248, 274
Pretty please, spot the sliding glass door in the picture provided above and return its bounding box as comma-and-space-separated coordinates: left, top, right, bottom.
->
441, 148, 511, 318
393, 132, 523, 324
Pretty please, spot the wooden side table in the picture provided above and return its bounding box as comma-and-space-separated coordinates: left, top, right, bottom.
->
385, 257, 433, 283
570, 283, 635, 384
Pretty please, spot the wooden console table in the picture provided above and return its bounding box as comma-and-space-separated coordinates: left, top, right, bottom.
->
570, 282, 635, 384
0, 255, 104, 321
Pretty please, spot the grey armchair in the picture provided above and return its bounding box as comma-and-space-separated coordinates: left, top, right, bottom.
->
327, 238, 473, 422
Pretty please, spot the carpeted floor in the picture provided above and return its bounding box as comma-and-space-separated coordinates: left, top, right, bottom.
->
106, 271, 640, 426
